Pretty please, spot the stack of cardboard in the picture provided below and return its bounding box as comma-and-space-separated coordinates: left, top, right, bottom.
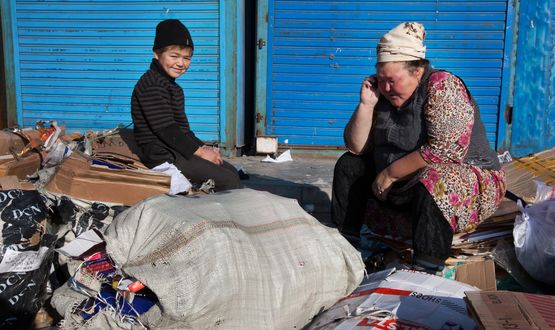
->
451, 199, 519, 255
0, 124, 172, 207
44, 151, 170, 206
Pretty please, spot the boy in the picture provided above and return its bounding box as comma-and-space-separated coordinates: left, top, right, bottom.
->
131, 19, 240, 191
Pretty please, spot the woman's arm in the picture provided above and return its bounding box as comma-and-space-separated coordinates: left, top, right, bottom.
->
344, 77, 380, 154
419, 71, 474, 164
372, 150, 427, 199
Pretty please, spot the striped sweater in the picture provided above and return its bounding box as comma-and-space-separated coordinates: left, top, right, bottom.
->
131, 59, 202, 161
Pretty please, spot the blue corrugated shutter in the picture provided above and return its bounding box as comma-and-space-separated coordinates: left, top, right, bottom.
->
11, 0, 222, 142
509, 0, 555, 156
264, 1, 510, 147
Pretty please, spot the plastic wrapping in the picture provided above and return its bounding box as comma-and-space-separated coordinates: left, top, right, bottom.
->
513, 199, 555, 286
533, 180, 555, 203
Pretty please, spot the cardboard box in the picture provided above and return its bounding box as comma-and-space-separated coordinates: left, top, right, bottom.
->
465, 290, 555, 329
444, 257, 497, 291
45, 152, 171, 206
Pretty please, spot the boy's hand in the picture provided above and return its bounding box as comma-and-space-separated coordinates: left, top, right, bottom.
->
194, 145, 223, 165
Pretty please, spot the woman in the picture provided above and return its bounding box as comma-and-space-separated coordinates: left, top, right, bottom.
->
331, 22, 506, 269
131, 19, 240, 192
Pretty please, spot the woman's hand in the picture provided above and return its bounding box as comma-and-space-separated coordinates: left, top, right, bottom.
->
344, 76, 380, 154
372, 168, 396, 201
360, 75, 380, 108
194, 145, 223, 165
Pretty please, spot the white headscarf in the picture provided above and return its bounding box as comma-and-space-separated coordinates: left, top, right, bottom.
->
377, 22, 426, 63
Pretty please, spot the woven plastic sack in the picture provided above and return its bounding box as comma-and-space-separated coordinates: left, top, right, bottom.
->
104, 188, 364, 329
513, 199, 555, 286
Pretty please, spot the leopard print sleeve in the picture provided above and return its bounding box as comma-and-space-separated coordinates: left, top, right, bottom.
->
419, 71, 474, 164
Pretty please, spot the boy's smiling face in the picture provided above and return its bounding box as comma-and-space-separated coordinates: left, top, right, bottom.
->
154, 45, 193, 79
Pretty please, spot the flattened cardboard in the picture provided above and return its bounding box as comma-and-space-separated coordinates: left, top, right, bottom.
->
0, 175, 22, 190
465, 290, 555, 329
504, 147, 555, 204
0, 176, 36, 190
45, 152, 170, 205
92, 136, 140, 161
454, 258, 496, 291
91, 129, 142, 162
0, 152, 42, 179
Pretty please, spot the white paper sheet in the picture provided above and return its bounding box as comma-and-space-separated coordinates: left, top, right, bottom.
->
261, 149, 293, 163
0, 246, 50, 273
57, 229, 104, 257
152, 162, 192, 194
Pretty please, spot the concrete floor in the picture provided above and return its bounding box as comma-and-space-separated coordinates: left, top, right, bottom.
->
227, 153, 340, 225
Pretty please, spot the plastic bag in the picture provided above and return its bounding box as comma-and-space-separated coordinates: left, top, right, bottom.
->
0, 189, 56, 328
513, 199, 555, 286
534, 180, 555, 203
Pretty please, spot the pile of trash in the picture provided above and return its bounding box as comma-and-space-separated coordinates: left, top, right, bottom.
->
0, 122, 368, 328
0, 121, 554, 329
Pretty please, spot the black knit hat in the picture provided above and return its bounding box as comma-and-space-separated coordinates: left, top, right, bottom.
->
153, 19, 194, 51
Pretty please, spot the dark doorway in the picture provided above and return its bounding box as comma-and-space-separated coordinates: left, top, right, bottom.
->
243, 0, 256, 155
0, 18, 7, 129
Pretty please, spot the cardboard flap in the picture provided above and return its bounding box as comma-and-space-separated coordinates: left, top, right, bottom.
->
465, 291, 555, 329
454, 259, 496, 291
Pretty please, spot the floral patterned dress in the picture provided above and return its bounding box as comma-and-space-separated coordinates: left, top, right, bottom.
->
418, 71, 506, 233
366, 70, 507, 239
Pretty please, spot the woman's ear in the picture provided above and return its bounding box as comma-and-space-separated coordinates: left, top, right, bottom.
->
153, 52, 159, 60
414, 67, 424, 81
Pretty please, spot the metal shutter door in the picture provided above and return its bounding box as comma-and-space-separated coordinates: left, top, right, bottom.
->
11, 0, 222, 141
264, 1, 510, 147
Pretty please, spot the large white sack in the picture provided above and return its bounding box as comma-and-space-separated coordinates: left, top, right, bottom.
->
104, 188, 364, 329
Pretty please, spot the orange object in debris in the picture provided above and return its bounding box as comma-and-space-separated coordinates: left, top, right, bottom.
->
38, 126, 57, 142
128, 280, 145, 293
